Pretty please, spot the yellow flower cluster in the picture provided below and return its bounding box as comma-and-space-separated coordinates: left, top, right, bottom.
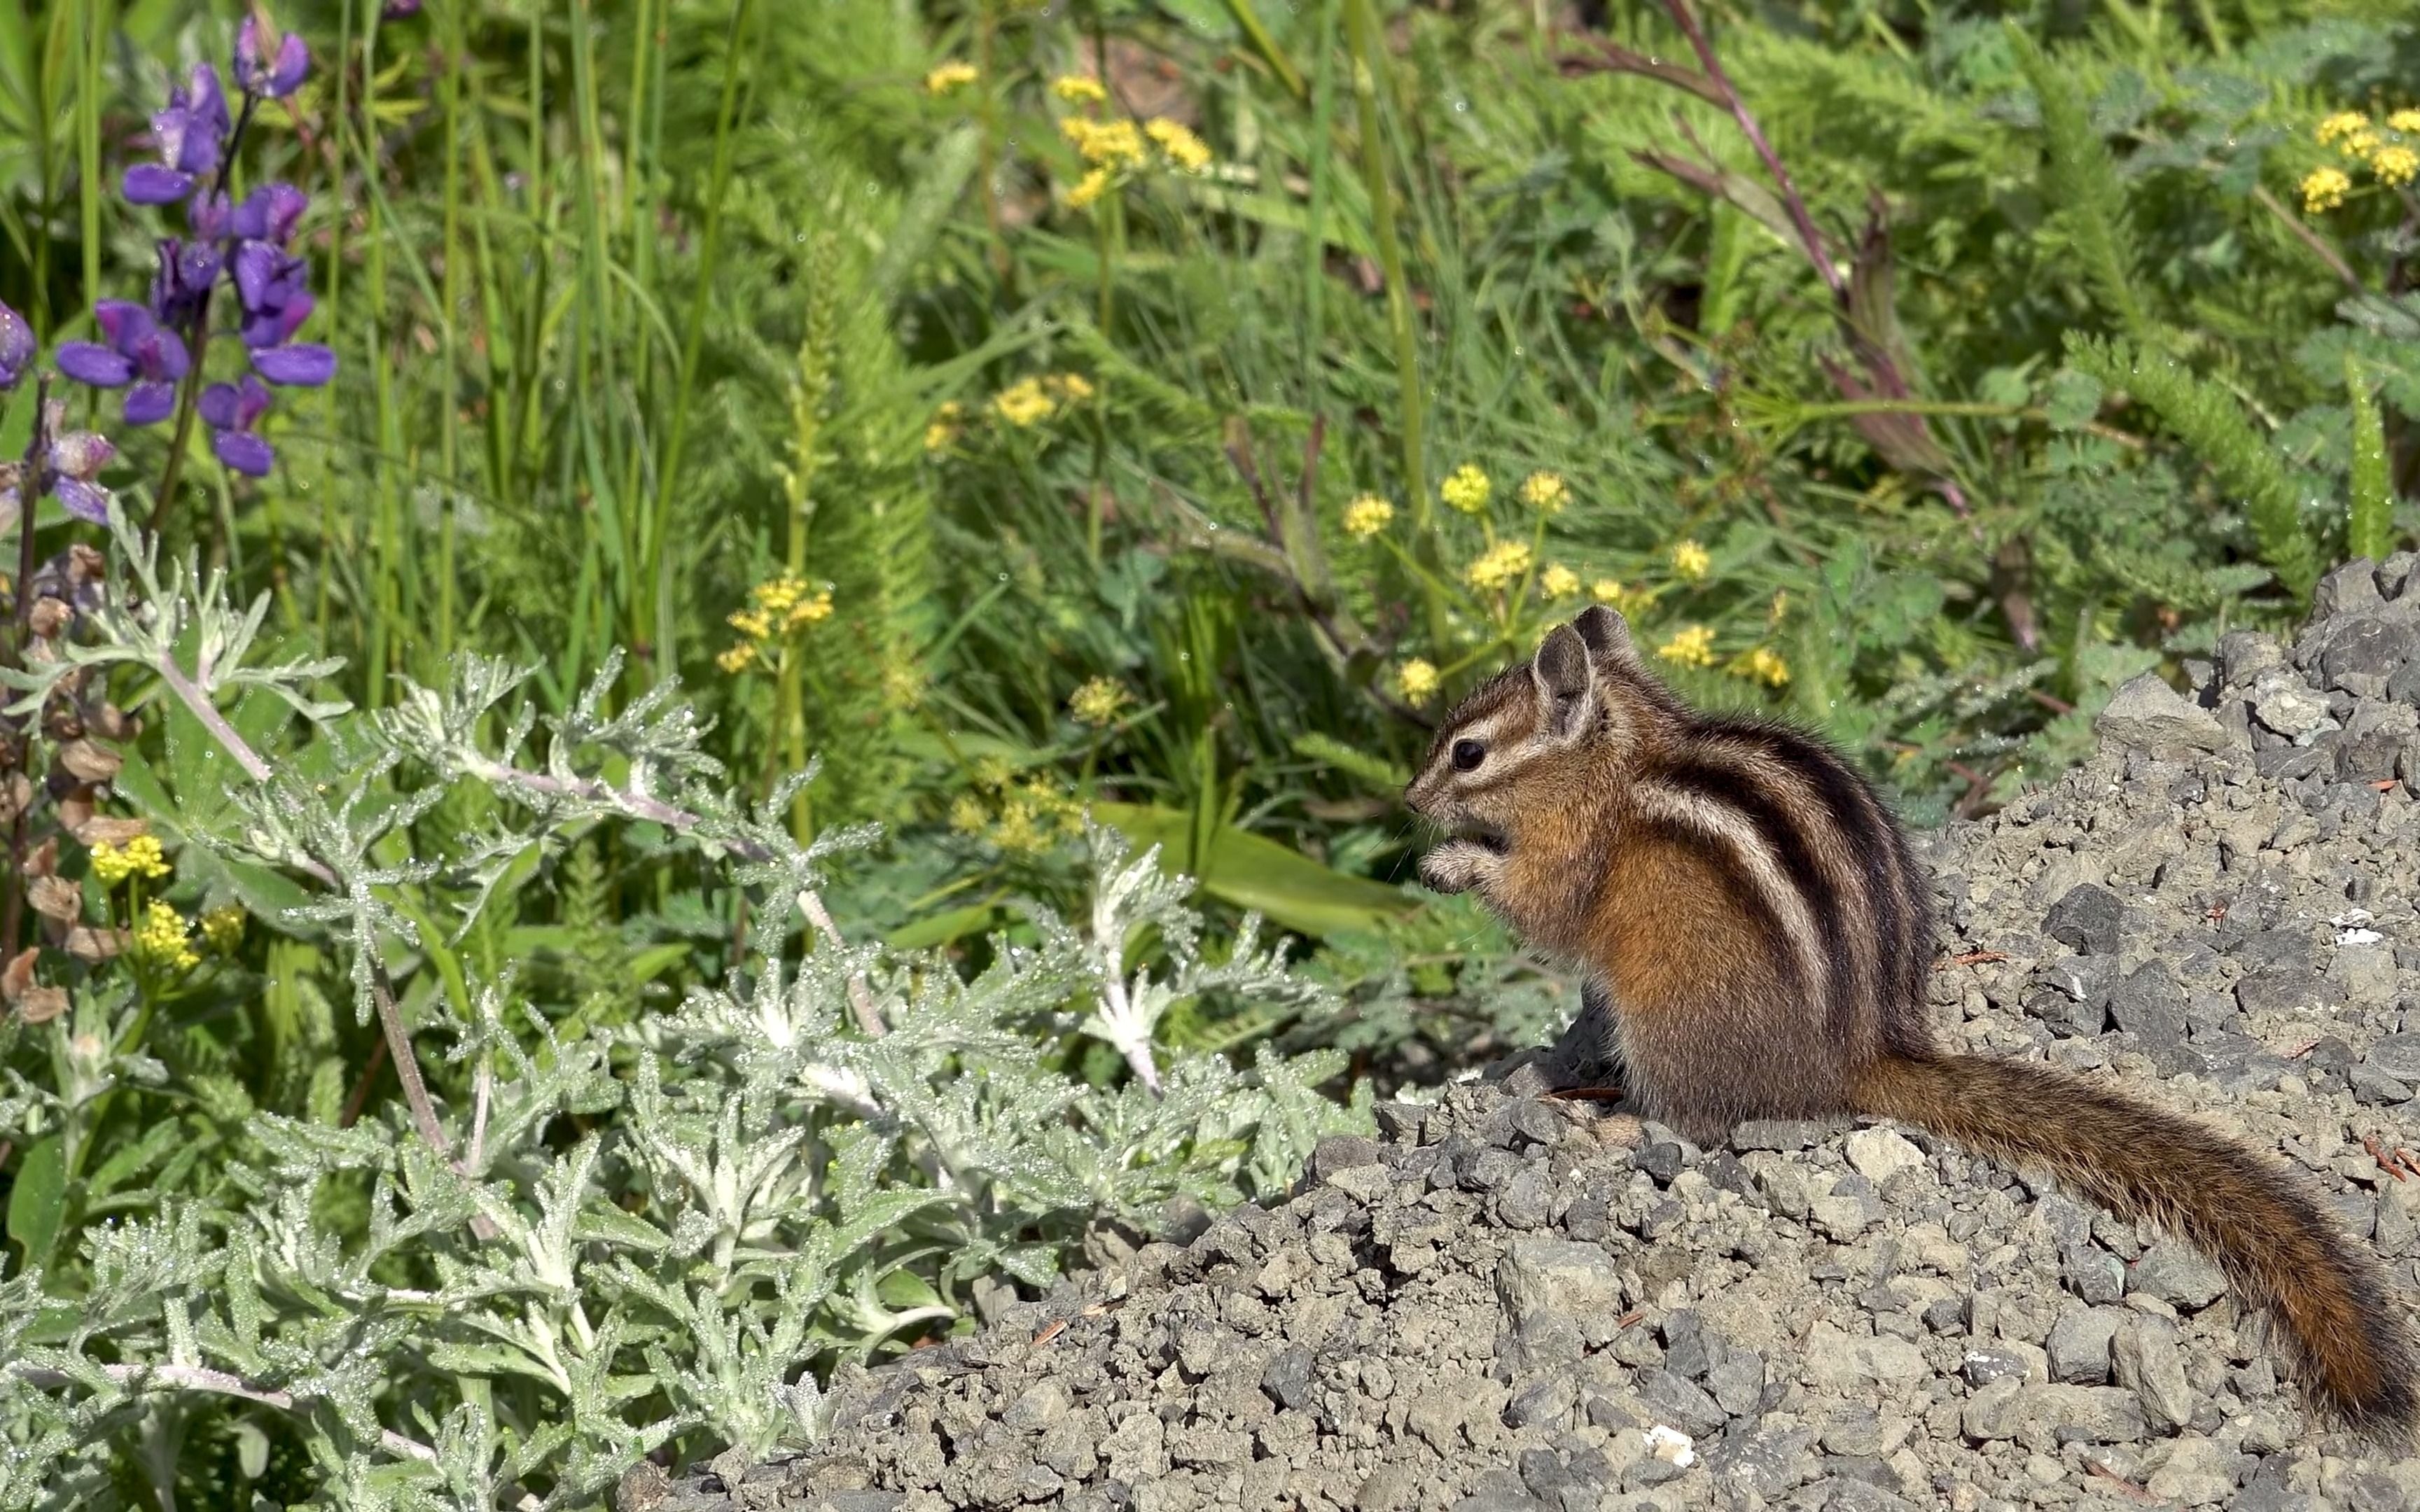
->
1069, 676, 1130, 727
132, 899, 199, 972
1657, 624, 1716, 668
1342, 494, 1394, 539
718, 575, 836, 673
201, 905, 245, 954
1062, 116, 1146, 169
1397, 659, 1440, 704
1669, 540, 1711, 582
1539, 564, 1580, 600
1440, 464, 1491, 514
1519, 471, 1569, 513
952, 765, 1087, 856
2303, 165, 2353, 213
1735, 646, 1790, 689
925, 400, 964, 452
90, 834, 171, 885
991, 372, 1094, 428
1590, 579, 1640, 612
2304, 107, 2420, 210
924, 62, 978, 97
1464, 540, 1533, 592
1051, 74, 1108, 105
1145, 118, 1212, 173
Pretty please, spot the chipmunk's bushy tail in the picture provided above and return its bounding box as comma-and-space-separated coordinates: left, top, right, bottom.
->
1851, 1052, 2417, 1437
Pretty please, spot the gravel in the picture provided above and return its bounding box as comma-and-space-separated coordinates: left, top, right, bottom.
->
661, 556, 2420, 1512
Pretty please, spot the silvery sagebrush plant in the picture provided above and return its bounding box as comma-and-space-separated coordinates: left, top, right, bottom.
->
0, 503, 1370, 1504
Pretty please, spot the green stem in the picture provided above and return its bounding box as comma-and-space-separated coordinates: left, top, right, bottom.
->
1340, 0, 1445, 648
649, 0, 760, 684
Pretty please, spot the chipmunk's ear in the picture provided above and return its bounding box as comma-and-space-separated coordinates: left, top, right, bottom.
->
1571, 605, 1637, 665
1531, 624, 1596, 740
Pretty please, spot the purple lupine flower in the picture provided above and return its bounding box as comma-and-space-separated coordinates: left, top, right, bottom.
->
0, 402, 118, 526
382, 0, 425, 18
149, 237, 223, 330
234, 16, 310, 101
230, 243, 333, 384
231, 183, 307, 246
199, 375, 274, 476
53, 300, 190, 424
0, 300, 31, 391
125, 64, 230, 204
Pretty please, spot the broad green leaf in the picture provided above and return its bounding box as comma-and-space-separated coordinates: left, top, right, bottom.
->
1092, 803, 1412, 938
6, 1135, 67, 1273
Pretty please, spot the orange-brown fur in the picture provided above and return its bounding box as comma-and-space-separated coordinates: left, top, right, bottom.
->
1405, 607, 2419, 1436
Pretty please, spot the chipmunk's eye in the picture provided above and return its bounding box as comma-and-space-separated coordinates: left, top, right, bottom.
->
1451, 738, 1486, 772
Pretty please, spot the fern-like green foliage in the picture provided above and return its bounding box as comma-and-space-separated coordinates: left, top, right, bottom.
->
2064, 332, 2318, 598
2346, 353, 2393, 564
2005, 24, 2149, 341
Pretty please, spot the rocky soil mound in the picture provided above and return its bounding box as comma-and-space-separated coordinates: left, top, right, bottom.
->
658, 556, 2420, 1512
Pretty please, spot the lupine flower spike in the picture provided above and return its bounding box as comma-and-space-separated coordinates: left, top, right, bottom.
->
123, 64, 229, 204
55, 302, 190, 425
199, 376, 275, 476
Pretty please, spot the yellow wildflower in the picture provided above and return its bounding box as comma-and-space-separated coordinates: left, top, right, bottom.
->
992, 796, 1050, 855
992, 377, 1057, 427
1518, 471, 1570, 513
716, 642, 758, 674
2374, 146, 2419, 188
1767, 589, 1790, 626
1145, 118, 1212, 172
1657, 624, 1716, 668
90, 834, 171, 885
924, 400, 964, 452
1046, 372, 1095, 403
924, 62, 978, 97
1397, 659, 1440, 704
1464, 540, 1534, 592
2391, 109, 2420, 134
972, 755, 1017, 791
1069, 676, 1130, 727
1440, 463, 1491, 514
784, 590, 835, 631
728, 607, 773, 640
1670, 539, 1711, 582
950, 794, 989, 835
1737, 646, 1790, 689
1065, 168, 1113, 210
1051, 74, 1108, 106
1342, 494, 1395, 539
1061, 116, 1145, 168
1590, 578, 1632, 608
2303, 165, 2353, 212
201, 906, 245, 954
1539, 564, 1581, 600
2317, 111, 2371, 148
132, 899, 200, 972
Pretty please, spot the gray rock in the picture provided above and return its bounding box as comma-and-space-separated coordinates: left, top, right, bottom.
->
2143, 1435, 2248, 1506
2366, 1032, 2420, 1082
2250, 673, 2334, 740
1730, 1118, 1838, 1152
2217, 630, 2288, 687
1311, 1135, 1383, 1180
2044, 883, 2125, 956
2353, 1063, 2415, 1105
2045, 1308, 2122, 1384
2112, 1314, 2196, 1432
1961, 1347, 2027, 1387
1497, 1238, 1627, 1347
2108, 962, 2186, 1047
2097, 673, 2228, 756
2316, 559, 2388, 618
2234, 969, 2344, 1017
2062, 1242, 2127, 1305
1706, 1424, 1816, 1499
2131, 1240, 2227, 1309
1634, 1368, 1727, 1438
1260, 1345, 1314, 1411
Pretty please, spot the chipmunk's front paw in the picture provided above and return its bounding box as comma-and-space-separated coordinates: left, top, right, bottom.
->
1419, 840, 1498, 895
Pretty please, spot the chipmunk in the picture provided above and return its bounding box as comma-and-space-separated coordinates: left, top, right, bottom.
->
1405, 605, 2417, 1436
